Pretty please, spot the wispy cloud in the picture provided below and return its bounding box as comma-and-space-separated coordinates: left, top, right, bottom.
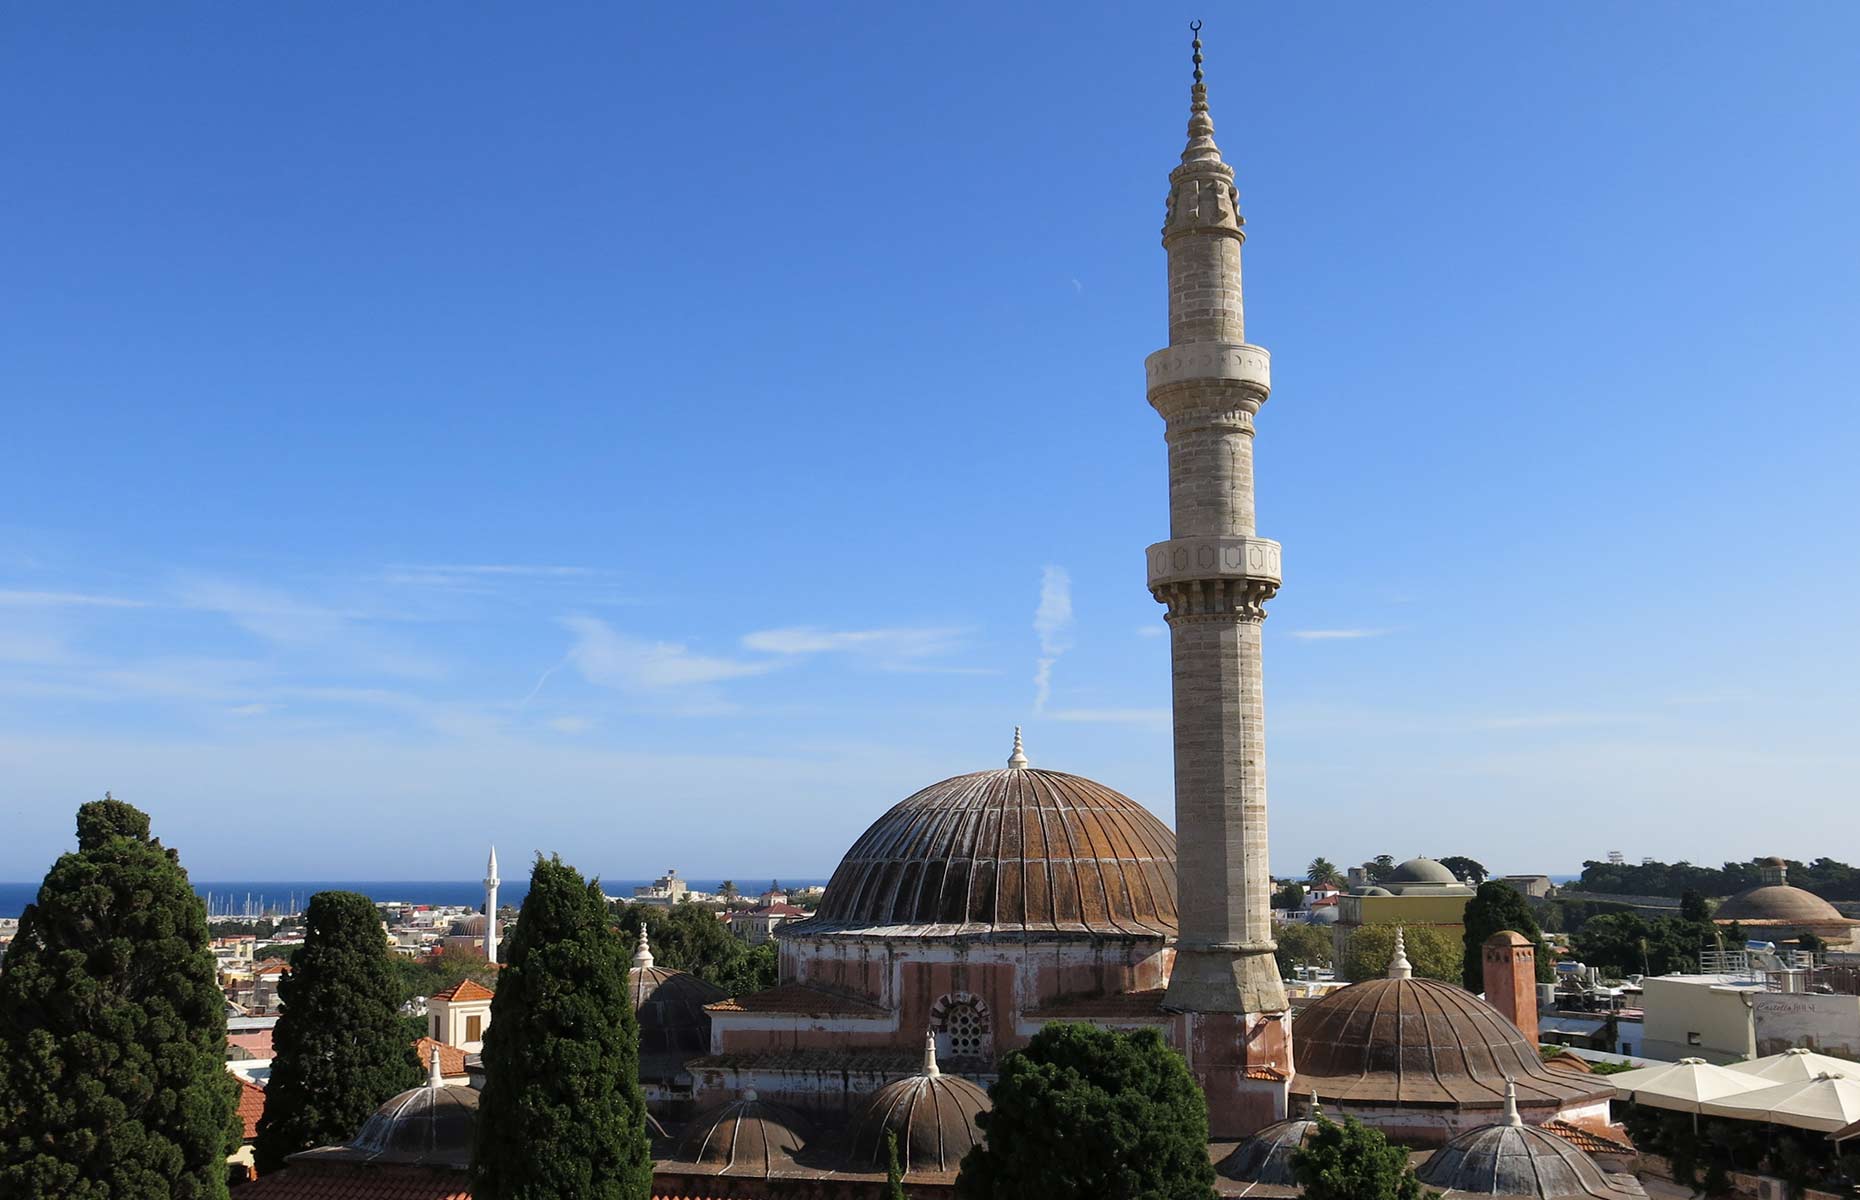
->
0, 589, 146, 609
1136, 624, 1166, 639
1032, 566, 1074, 713
173, 576, 443, 679
741, 626, 964, 662
547, 715, 594, 735
1047, 707, 1171, 726
561, 616, 779, 691
1287, 628, 1388, 641
384, 563, 600, 588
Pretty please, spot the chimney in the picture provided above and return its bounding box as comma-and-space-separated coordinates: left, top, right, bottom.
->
1483, 930, 1539, 1040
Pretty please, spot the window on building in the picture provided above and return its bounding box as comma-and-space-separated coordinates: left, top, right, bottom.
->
938, 998, 990, 1060
466, 1015, 483, 1042
1687, 1031, 1702, 1046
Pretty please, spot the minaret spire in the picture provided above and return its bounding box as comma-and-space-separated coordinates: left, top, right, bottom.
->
1146, 20, 1288, 1137
483, 845, 501, 967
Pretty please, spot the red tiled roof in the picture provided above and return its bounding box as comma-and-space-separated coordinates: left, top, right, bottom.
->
703, 983, 888, 1017
1544, 1119, 1635, 1154
234, 1074, 266, 1141
236, 1162, 469, 1199
749, 903, 806, 917
429, 979, 494, 1003
254, 959, 290, 976
413, 1038, 468, 1077
1245, 1066, 1290, 1082
228, 1030, 275, 1059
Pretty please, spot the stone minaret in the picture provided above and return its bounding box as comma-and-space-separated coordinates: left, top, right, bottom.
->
1146, 24, 1291, 1136
484, 845, 501, 967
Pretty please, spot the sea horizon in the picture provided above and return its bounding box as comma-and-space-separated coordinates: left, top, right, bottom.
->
0, 877, 832, 921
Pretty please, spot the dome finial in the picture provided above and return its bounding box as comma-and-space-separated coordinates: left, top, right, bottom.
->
1308, 1088, 1322, 1119
634, 925, 653, 970
923, 1029, 941, 1077
429, 1043, 444, 1089
1502, 1076, 1522, 1127
1007, 726, 1029, 769
1387, 926, 1413, 980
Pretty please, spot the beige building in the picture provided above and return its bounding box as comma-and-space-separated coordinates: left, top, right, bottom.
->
1330, 857, 1476, 971
1640, 971, 1860, 1063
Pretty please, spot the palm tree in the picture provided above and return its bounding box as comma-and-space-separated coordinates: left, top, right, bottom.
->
1306, 858, 1342, 888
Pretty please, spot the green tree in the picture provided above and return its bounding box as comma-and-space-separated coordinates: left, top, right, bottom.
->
1680, 889, 1712, 924
956, 1022, 1215, 1200
0, 795, 239, 1200
1343, 924, 1461, 984
1306, 858, 1342, 888
1437, 856, 1489, 885
1274, 922, 1335, 976
256, 891, 421, 1172
473, 856, 651, 1200
1365, 855, 1399, 884
1272, 881, 1306, 911
886, 1129, 908, 1200
612, 902, 775, 995
1292, 1114, 1427, 1200
1460, 881, 1554, 992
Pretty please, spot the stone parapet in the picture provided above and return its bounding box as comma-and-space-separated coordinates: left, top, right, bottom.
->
1145, 342, 1270, 397
1146, 537, 1281, 590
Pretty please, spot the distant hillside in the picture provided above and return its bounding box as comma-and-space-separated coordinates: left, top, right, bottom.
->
1566, 858, 1860, 901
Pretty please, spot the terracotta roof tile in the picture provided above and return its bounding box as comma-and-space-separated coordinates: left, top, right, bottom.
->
234, 1074, 267, 1141
1544, 1119, 1636, 1154
428, 979, 493, 1003
413, 1038, 467, 1078
1245, 1066, 1290, 1081
703, 983, 887, 1017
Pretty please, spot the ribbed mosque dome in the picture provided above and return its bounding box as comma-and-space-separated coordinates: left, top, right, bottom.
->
849, 1036, 990, 1175
798, 736, 1177, 937
1217, 1110, 1323, 1185
1293, 936, 1609, 1112
1417, 1087, 1645, 1200
335, 1081, 479, 1167
676, 1092, 810, 1176
628, 929, 725, 1058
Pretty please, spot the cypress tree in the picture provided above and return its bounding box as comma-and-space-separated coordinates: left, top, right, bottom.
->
885, 1129, 909, 1200
0, 795, 239, 1200
472, 855, 651, 1200
956, 1022, 1216, 1200
1461, 881, 1555, 991
254, 890, 421, 1172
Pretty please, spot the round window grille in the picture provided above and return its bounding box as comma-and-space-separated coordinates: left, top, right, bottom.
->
944, 1002, 987, 1058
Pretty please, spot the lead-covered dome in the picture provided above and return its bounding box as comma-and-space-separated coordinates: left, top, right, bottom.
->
1217, 1107, 1323, 1185
1716, 887, 1844, 923
1416, 1085, 1645, 1200
849, 1036, 990, 1174
676, 1091, 810, 1176
797, 744, 1176, 937
1293, 936, 1609, 1113
300, 1072, 479, 1168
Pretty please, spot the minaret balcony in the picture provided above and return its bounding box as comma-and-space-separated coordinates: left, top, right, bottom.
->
1146, 535, 1281, 591
1145, 342, 1269, 396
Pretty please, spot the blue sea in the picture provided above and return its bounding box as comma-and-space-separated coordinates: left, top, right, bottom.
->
0, 878, 828, 920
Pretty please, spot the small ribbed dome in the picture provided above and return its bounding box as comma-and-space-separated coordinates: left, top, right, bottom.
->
1309, 905, 1341, 925
631, 965, 725, 1056
1293, 974, 1610, 1112
799, 765, 1177, 937
1389, 858, 1457, 885
1716, 885, 1844, 924
1217, 1111, 1322, 1185
343, 1082, 479, 1167
850, 1037, 990, 1174
676, 1093, 809, 1176
1417, 1090, 1645, 1200
450, 913, 489, 936
1358, 886, 1394, 897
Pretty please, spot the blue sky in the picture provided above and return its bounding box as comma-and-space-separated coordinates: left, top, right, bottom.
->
3, 4, 1857, 882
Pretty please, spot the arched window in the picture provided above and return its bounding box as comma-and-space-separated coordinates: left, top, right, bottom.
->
930, 992, 992, 1062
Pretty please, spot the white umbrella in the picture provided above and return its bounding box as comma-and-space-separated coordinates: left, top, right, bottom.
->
1611, 1057, 1770, 1114
1700, 1072, 1860, 1133
1728, 1047, 1859, 1084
